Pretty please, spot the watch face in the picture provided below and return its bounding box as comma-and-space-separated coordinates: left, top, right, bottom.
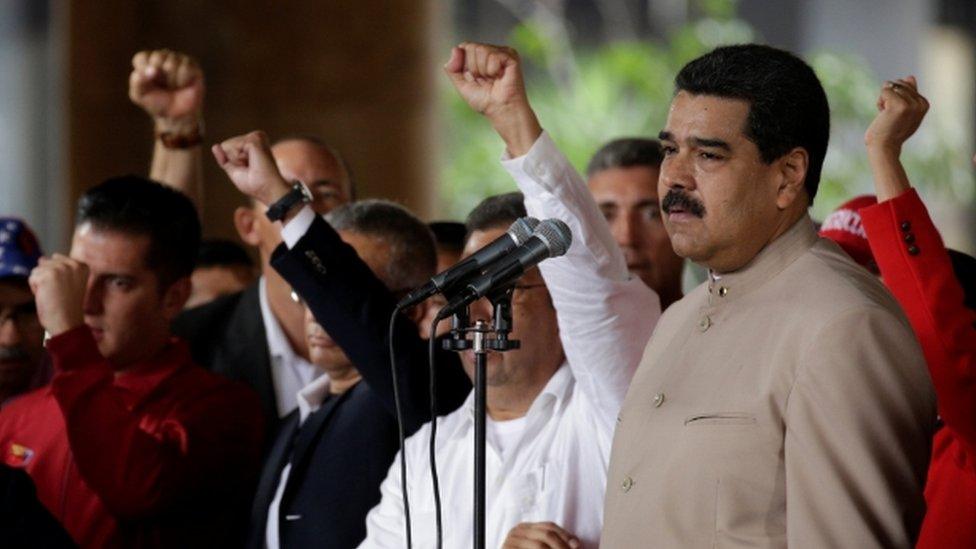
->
297, 181, 313, 202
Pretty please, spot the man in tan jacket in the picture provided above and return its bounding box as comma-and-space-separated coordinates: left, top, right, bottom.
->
448, 42, 935, 548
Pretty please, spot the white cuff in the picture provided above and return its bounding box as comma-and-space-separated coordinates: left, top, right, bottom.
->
280, 206, 316, 249
499, 131, 560, 188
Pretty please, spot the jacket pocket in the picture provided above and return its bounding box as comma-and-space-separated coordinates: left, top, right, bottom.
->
684, 413, 757, 426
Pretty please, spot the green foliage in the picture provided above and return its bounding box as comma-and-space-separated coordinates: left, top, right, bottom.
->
438, 2, 974, 222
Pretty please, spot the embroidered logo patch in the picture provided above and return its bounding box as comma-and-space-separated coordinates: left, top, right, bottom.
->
6, 443, 34, 467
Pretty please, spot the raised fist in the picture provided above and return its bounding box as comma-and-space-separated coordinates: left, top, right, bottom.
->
444, 43, 541, 156
444, 43, 528, 115
28, 255, 89, 337
129, 49, 205, 124
212, 131, 291, 207
864, 76, 929, 152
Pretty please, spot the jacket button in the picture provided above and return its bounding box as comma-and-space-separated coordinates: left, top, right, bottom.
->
621, 476, 635, 493
698, 316, 711, 332
908, 245, 920, 256
653, 393, 666, 408
900, 221, 911, 231
903, 233, 915, 243
718, 286, 728, 297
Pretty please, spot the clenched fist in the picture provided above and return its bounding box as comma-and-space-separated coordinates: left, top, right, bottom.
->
28, 255, 89, 337
864, 76, 929, 153
212, 131, 291, 207
445, 43, 542, 156
129, 49, 205, 131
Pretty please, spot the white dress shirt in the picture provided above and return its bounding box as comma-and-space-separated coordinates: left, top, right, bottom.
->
264, 373, 332, 549
258, 276, 321, 418
279, 205, 317, 249
358, 132, 660, 548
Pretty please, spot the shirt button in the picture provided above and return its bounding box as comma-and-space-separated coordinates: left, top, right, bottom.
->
718, 286, 728, 297
653, 393, 666, 408
621, 476, 635, 493
900, 221, 911, 232
908, 245, 920, 256
903, 233, 915, 243
698, 316, 711, 332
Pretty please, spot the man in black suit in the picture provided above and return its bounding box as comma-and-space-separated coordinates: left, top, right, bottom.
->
213, 131, 471, 548
0, 464, 75, 548
131, 49, 355, 431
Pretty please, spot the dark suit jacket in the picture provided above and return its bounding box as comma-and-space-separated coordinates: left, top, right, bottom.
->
0, 464, 76, 548
173, 284, 279, 432
249, 382, 398, 549
247, 214, 471, 548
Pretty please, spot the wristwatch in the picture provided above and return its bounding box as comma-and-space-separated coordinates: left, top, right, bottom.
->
266, 181, 313, 222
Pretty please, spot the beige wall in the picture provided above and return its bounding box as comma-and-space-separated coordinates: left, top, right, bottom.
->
67, 1, 436, 242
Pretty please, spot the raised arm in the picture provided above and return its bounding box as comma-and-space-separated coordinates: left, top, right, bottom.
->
211, 131, 470, 431
861, 76, 976, 453
27, 255, 262, 517
444, 43, 659, 418
130, 49, 205, 206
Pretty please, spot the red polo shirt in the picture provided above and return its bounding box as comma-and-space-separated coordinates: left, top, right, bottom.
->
0, 326, 264, 548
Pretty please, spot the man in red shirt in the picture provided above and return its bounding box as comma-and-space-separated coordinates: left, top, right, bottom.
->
0, 176, 264, 548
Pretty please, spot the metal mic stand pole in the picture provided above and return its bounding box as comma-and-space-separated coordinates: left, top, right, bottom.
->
442, 288, 519, 549
471, 320, 488, 549
477, 289, 520, 549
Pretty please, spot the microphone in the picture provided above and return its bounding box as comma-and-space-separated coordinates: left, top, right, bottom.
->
437, 219, 572, 318
396, 217, 540, 309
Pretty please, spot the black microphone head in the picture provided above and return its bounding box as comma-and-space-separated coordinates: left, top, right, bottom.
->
533, 219, 572, 258
509, 217, 540, 245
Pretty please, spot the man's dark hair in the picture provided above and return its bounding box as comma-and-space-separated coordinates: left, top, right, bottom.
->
586, 138, 664, 177
675, 44, 830, 202
326, 200, 436, 291
196, 239, 254, 269
428, 221, 467, 255
465, 192, 527, 236
76, 175, 201, 289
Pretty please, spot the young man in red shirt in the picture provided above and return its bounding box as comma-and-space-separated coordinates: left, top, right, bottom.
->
0, 176, 264, 548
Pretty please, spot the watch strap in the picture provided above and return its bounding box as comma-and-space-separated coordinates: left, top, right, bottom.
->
266, 182, 311, 222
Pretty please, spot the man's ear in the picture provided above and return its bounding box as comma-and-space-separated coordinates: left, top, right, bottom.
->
234, 206, 261, 247
775, 147, 809, 209
161, 276, 192, 318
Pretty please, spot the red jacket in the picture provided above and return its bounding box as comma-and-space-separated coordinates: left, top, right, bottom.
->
861, 189, 976, 549
0, 326, 264, 548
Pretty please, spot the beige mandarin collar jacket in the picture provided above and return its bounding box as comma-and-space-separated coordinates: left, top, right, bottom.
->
602, 215, 936, 548
704, 217, 820, 309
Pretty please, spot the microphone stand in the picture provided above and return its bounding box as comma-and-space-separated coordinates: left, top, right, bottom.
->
441, 286, 519, 549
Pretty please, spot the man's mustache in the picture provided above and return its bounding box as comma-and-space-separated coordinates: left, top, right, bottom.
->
662, 190, 706, 218
0, 346, 29, 362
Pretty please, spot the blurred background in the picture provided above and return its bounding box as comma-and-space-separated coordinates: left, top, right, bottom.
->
1, 0, 973, 255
